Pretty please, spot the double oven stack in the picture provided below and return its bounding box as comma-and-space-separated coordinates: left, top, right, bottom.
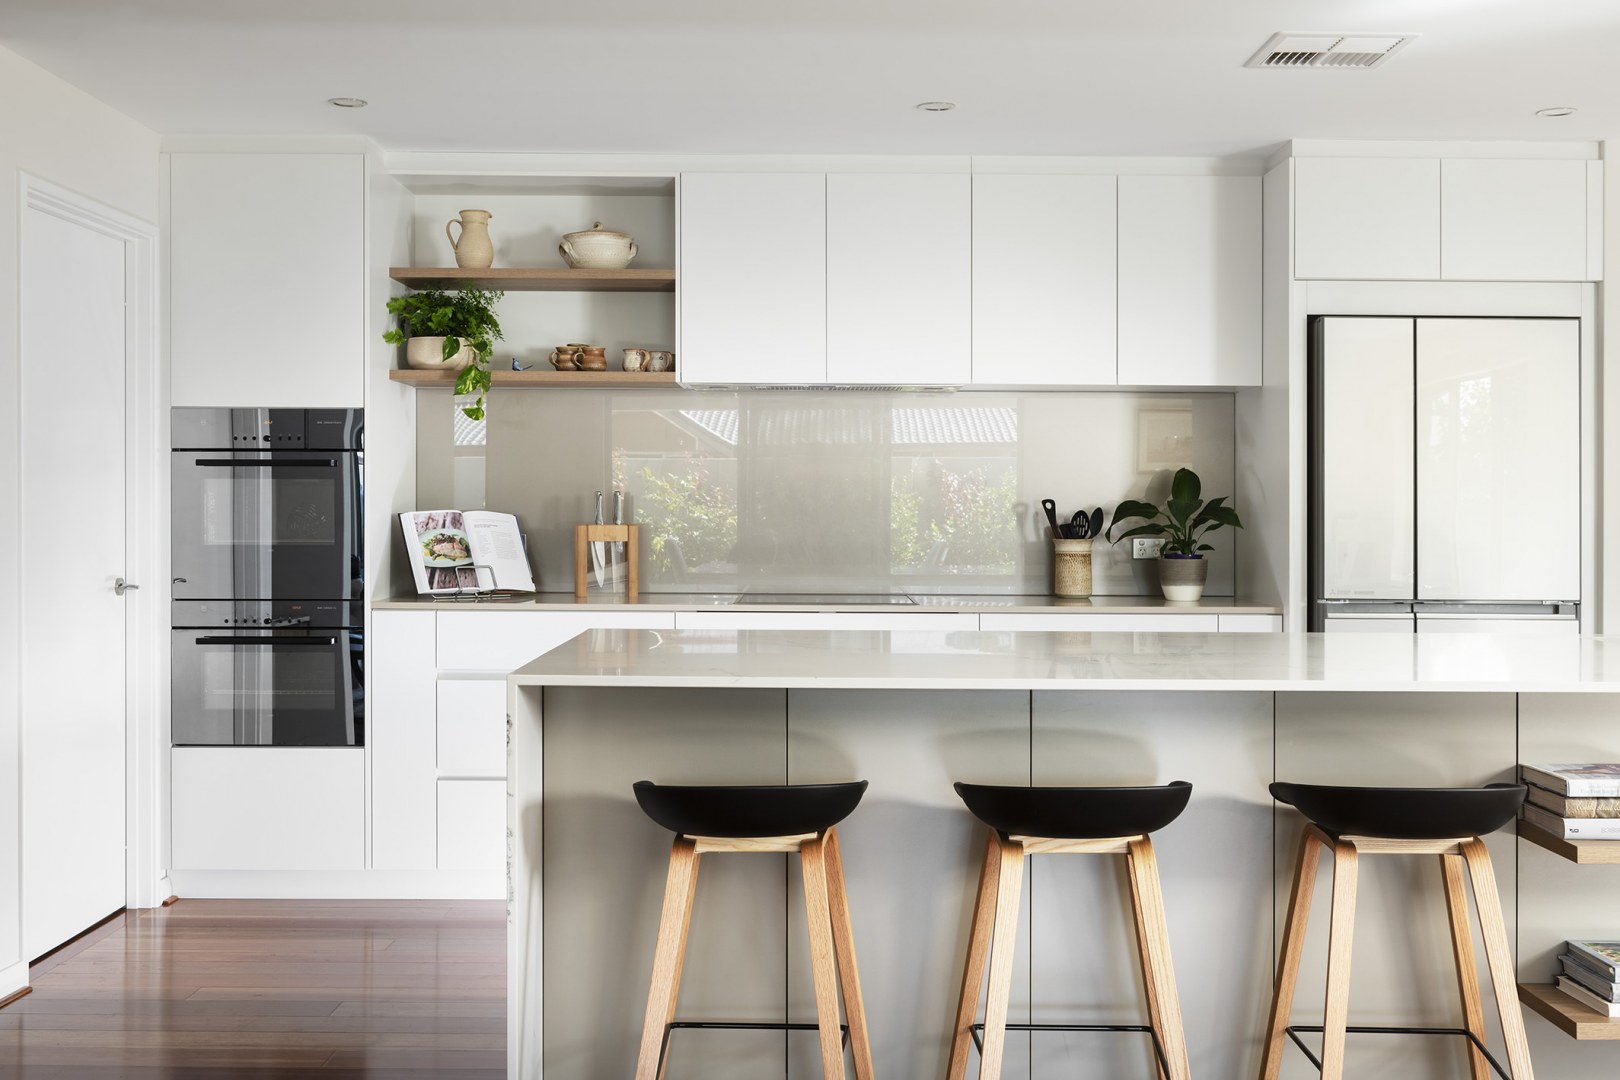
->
171, 408, 364, 747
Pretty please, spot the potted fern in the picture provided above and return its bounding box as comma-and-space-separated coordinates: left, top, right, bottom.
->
1105, 468, 1243, 602
382, 288, 504, 420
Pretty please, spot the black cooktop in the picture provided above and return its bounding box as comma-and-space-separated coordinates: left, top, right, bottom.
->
733, 592, 917, 606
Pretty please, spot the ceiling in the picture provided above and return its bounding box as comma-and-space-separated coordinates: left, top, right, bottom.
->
0, 0, 1614, 157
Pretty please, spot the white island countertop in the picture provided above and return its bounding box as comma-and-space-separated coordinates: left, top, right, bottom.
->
510, 628, 1620, 693
375, 592, 1282, 614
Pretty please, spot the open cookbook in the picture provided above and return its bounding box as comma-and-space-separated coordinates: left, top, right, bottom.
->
399, 510, 536, 595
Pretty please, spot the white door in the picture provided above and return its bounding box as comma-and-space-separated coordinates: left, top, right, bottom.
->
21, 206, 128, 958
1318, 317, 1415, 600
1415, 318, 1580, 602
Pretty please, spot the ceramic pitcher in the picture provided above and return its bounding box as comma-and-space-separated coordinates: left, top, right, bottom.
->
446, 209, 494, 269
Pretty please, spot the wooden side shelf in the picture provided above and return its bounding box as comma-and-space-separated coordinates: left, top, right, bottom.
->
388, 370, 679, 389
1517, 819, 1620, 864
389, 266, 675, 292
1519, 982, 1620, 1039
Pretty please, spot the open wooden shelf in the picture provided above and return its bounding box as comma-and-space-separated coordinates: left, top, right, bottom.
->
1517, 819, 1620, 864
388, 369, 679, 389
389, 266, 675, 292
1519, 982, 1620, 1039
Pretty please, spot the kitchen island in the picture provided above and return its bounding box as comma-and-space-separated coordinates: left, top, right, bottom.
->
507, 630, 1620, 1079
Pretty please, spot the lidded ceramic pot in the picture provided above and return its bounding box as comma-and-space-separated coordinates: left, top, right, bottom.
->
559, 222, 638, 270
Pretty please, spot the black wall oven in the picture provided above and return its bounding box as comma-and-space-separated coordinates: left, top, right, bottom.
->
171, 408, 363, 747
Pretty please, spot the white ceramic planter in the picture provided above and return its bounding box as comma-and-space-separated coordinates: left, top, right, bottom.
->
1158, 555, 1208, 602
405, 336, 476, 371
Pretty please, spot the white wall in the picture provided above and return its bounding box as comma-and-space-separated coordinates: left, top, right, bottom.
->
0, 42, 158, 996
1602, 139, 1615, 632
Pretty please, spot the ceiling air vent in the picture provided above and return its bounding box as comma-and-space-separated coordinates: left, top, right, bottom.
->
1245, 32, 1415, 70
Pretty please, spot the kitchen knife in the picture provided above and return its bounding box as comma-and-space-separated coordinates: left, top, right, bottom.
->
590, 491, 607, 588
608, 489, 627, 586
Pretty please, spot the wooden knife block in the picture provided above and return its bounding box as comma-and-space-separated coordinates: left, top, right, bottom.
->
574, 523, 639, 600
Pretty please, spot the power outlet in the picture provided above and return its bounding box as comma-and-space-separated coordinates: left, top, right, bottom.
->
1132, 537, 1165, 560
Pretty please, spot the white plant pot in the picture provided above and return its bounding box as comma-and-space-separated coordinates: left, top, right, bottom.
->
405, 336, 476, 371
1158, 555, 1208, 602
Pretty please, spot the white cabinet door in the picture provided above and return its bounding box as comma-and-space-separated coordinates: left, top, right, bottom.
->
437, 780, 506, 871
171, 748, 364, 869
1441, 159, 1592, 281
437, 678, 508, 777
1415, 318, 1580, 602
1218, 615, 1284, 632
170, 153, 365, 407
970, 174, 1116, 386
979, 613, 1221, 632
679, 173, 826, 384
1294, 158, 1441, 280
371, 611, 439, 869
827, 173, 972, 385
1117, 175, 1261, 387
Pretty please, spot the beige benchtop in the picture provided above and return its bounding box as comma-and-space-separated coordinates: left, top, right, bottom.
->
509, 628, 1620, 693
371, 592, 1283, 615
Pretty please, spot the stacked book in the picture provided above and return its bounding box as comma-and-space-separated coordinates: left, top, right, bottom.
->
1520, 763, 1620, 840
1556, 940, 1620, 1017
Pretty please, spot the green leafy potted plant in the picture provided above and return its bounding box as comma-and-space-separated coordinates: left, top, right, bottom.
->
382, 288, 504, 420
1105, 467, 1243, 602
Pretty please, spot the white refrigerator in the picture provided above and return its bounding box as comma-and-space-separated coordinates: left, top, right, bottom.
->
1310, 316, 1581, 634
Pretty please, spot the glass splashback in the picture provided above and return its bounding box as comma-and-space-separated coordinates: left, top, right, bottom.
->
419, 388, 1236, 596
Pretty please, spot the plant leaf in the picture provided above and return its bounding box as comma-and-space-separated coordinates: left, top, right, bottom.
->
1109, 500, 1162, 525
1106, 522, 1168, 545
1196, 543, 1214, 552
1166, 496, 1201, 530
1171, 467, 1200, 505
1202, 506, 1243, 529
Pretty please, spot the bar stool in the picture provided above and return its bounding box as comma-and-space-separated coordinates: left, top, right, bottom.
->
1260, 781, 1532, 1080
947, 780, 1194, 1080
631, 780, 874, 1080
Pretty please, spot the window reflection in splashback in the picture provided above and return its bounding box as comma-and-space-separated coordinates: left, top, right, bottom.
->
417, 389, 1236, 596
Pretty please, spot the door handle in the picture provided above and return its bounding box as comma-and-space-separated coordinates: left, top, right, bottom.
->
114, 578, 139, 596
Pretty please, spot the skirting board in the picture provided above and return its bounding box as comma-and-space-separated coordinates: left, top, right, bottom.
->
0, 960, 28, 1002
168, 868, 503, 900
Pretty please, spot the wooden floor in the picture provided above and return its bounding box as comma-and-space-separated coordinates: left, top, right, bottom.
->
0, 899, 505, 1078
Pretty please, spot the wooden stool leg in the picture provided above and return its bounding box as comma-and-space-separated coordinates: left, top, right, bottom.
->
1461, 839, 1536, 1079
978, 834, 1026, 1080
1127, 849, 1168, 1080
1127, 838, 1191, 1080
635, 837, 702, 1080
1319, 839, 1359, 1080
823, 827, 874, 1080
948, 827, 1003, 1080
1441, 853, 1490, 1080
1260, 827, 1324, 1080
800, 832, 849, 1080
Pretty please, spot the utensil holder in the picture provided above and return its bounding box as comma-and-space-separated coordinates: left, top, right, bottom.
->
1052, 538, 1093, 598
574, 523, 640, 600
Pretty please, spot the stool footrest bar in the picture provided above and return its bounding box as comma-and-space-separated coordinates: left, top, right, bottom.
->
1282, 1023, 1511, 1078
968, 1021, 1169, 1075
658, 1020, 850, 1074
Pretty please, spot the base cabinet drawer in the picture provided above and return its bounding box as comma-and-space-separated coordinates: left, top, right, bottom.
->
437, 679, 507, 777
437, 780, 505, 871
172, 748, 364, 870
979, 612, 1222, 632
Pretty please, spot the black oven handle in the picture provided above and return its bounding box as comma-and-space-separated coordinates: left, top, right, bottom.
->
194, 635, 340, 647
192, 458, 338, 468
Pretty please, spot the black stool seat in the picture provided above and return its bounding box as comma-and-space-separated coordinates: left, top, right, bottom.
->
1269, 782, 1526, 840
633, 780, 868, 838
953, 781, 1192, 839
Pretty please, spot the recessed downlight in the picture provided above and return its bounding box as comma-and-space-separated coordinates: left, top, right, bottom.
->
1535, 106, 1577, 118
915, 101, 956, 112
326, 97, 369, 109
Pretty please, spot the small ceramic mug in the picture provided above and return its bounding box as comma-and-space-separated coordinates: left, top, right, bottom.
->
550, 345, 582, 370
647, 350, 675, 373
576, 346, 608, 371
622, 348, 651, 372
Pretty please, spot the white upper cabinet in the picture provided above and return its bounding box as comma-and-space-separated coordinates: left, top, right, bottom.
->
1117, 175, 1260, 387
1290, 153, 1600, 283
1294, 158, 1440, 280
170, 153, 365, 407
970, 174, 1117, 386
679, 172, 827, 384
826, 173, 972, 385
1441, 159, 1592, 281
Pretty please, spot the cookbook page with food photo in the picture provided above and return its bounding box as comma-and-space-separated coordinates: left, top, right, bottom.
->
399, 509, 536, 595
